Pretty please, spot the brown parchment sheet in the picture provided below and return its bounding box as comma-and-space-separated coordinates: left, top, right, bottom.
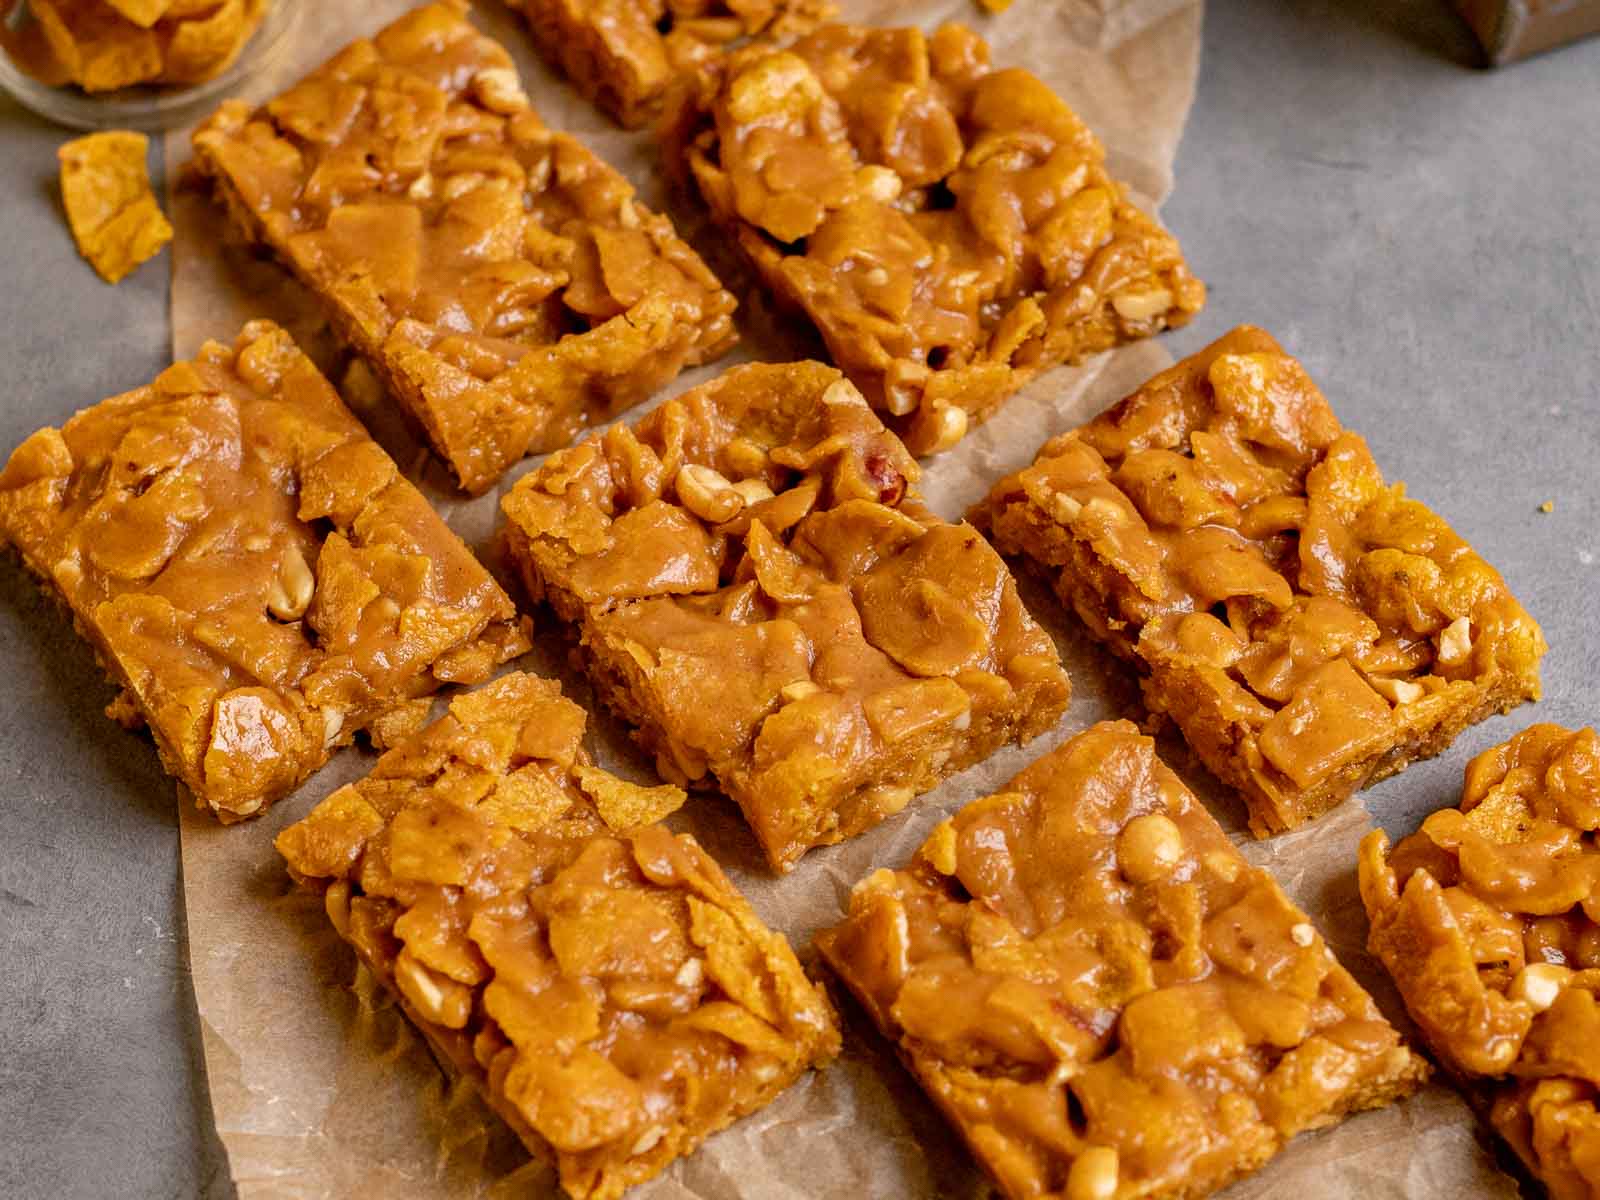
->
166, 2, 1521, 1196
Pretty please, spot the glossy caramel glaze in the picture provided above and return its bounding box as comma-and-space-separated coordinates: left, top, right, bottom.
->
515, 0, 835, 128
278, 672, 840, 1200
663, 21, 1204, 454
1361, 723, 1600, 1200
820, 721, 1427, 1200
502, 361, 1070, 871
193, 1, 738, 495
974, 325, 1545, 836
0, 320, 528, 820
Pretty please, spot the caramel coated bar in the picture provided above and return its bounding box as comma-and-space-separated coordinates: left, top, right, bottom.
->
820, 720, 1429, 1200
972, 324, 1545, 836
278, 672, 840, 1200
0, 320, 528, 821
1361, 723, 1600, 1200
501, 360, 1070, 871
193, 1, 737, 495
663, 21, 1204, 455
514, 0, 834, 128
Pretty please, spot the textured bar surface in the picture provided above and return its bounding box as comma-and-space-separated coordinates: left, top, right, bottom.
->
514, 0, 834, 128
973, 324, 1545, 836
1361, 723, 1600, 1200
277, 672, 840, 1200
663, 20, 1204, 454
0, 319, 528, 820
193, 0, 737, 494
820, 720, 1429, 1200
501, 360, 1070, 871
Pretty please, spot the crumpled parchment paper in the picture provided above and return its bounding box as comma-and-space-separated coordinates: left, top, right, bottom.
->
165, 1, 1520, 1196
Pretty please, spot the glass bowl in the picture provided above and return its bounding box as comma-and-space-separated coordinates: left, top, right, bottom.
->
0, 0, 301, 132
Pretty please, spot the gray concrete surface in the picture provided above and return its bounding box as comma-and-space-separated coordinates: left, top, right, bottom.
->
0, 1, 1595, 1197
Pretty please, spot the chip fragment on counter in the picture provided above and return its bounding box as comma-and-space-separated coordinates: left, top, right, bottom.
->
58, 130, 172, 284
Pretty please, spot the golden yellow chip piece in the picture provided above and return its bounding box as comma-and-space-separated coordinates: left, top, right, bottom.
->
574, 766, 688, 832
161, 0, 261, 84
103, 0, 173, 28
58, 131, 173, 284
32, 0, 163, 93
18, 0, 268, 92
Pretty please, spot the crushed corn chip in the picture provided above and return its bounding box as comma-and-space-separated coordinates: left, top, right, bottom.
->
13, 0, 268, 93
575, 766, 687, 832
163, 0, 261, 84
58, 130, 173, 284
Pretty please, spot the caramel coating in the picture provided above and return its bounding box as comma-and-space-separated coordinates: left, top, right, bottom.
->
192, 1, 738, 495
818, 721, 1427, 1200
501, 361, 1070, 871
973, 325, 1546, 837
277, 672, 840, 1200
0, 320, 528, 821
515, 0, 835, 128
1360, 723, 1600, 1200
662, 21, 1204, 454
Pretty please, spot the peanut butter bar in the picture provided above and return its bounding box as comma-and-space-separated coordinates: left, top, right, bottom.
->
662, 21, 1204, 455
0, 320, 529, 821
192, 1, 738, 496
819, 720, 1429, 1200
1361, 724, 1600, 1200
514, 0, 834, 129
972, 325, 1545, 837
501, 361, 1070, 871
277, 671, 840, 1200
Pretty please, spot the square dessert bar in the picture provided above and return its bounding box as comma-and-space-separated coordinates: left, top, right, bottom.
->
973, 325, 1546, 836
662, 21, 1204, 455
0, 320, 528, 821
501, 361, 1071, 871
192, 1, 738, 496
277, 672, 840, 1200
818, 720, 1428, 1200
1361, 723, 1600, 1200
515, 0, 834, 128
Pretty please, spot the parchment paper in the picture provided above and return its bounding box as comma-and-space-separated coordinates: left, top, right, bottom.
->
166, 2, 1520, 1196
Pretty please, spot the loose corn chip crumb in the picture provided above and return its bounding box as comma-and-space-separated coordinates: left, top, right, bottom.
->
575, 766, 687, 832
58, 130, 173, 284
975, 0, 1014, 11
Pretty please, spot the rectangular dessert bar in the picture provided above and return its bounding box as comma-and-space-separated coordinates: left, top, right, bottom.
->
1360, 723, 1600, 1200
192, 0, 738, 496
972, 324, 1546, 836
662, 21, 1204, 455
501, 360, 1071, 871
0, 320, 529, 821
277, 671, 840, 1200
818, 720, 1429, 1200
515, 0, 834, 128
